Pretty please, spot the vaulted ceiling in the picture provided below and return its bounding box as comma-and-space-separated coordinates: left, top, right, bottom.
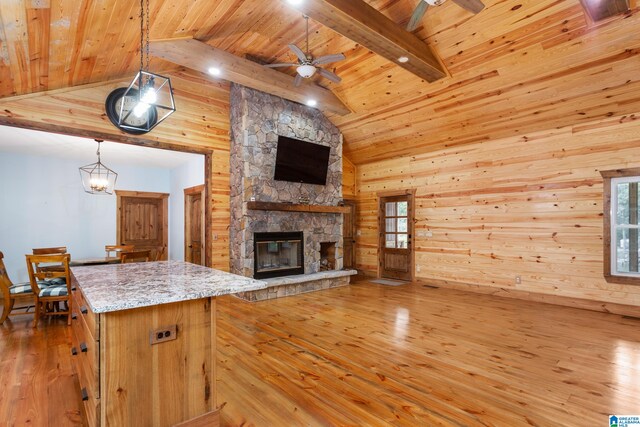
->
0, 0, 638, 164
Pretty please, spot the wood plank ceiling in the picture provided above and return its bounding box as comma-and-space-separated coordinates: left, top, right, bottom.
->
0, 0, 638, 165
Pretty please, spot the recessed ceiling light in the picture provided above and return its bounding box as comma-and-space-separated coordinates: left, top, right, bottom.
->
287, 0, 304, 5
398, 56, 409, 63
208, 67, 221, 76
306, 99, 318, 107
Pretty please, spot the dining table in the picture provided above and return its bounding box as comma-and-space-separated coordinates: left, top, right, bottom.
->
69, 256, 120, 267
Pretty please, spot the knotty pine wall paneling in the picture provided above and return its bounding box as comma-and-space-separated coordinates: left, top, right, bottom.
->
355, 114, 640, 309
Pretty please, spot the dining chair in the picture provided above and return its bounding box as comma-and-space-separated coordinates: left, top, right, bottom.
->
105, 244, 135, 258
32, 247, 68, 275
32, 246, 67, 255
0, 251, 52, 324
26, 254, 72, 327
120, 250, 151, 264
154, 246, 166, 261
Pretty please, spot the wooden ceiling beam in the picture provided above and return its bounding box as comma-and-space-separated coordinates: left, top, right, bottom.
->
578, 0, 630, 21
149, 38, 351, 116
283, 0, 447, 83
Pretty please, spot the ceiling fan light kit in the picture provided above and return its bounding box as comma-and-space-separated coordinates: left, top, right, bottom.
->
266, 15, 345, 87
105, 0, 175, 134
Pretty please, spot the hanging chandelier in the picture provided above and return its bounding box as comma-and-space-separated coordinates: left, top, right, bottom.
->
105, 0, 175, 134
79, 140, 118, 195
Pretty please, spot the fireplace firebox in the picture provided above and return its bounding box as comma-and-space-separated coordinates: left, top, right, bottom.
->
254, 232, 304, 279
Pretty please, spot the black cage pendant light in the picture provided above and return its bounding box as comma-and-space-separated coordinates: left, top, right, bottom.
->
79, 140, 118, 195
117, 0, 175, 133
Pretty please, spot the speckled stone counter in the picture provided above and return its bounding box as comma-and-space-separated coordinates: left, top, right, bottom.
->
71, 260, 267, 313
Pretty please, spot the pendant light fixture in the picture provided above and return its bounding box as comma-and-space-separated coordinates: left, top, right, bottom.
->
79, 140, 118, 195
113, 0, 175, 133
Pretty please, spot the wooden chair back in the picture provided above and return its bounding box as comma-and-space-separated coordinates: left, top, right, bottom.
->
154, 246, 166, 261
32, 246, 67, 255
0, 251, 29, 324
25, 253, 72, 327
120, 250, 151, 264
105, 244, 135, 258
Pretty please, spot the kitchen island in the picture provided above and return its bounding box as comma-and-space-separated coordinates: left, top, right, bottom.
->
69, 261, 267, 427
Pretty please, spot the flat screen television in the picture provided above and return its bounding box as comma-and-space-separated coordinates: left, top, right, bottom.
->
274, 135, 330, 185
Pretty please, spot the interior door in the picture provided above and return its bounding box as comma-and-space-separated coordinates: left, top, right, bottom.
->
379, 194, 414, 281
116, 191, 169, 261
184, 185, 205, 265
342, 199, 356, 269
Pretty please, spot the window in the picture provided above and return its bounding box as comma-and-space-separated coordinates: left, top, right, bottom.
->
601, 168, 640, 284
384, 200, 409, 249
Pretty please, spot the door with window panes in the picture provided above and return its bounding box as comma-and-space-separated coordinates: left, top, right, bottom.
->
379, 194, 413, 280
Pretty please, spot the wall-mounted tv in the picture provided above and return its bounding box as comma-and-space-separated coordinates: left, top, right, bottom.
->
274, 136, 330, 185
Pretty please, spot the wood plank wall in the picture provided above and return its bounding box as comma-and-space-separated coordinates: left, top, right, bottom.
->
343, 156, 356, 199
355, 113, 640, 308
0, 71, 232, 271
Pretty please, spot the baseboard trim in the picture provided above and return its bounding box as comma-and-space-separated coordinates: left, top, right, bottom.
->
416, 278, 640, 318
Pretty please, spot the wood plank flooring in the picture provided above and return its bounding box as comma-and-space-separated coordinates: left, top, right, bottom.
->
1, 281, 639, 426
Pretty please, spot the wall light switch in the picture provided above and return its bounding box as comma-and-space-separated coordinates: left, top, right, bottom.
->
425, 231, 433, 237
357, 229, 361, 236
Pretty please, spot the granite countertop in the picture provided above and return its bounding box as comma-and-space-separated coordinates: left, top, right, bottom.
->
71, 260, 267, 313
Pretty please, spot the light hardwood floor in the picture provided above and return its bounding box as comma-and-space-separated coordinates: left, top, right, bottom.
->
1, 281, 639, 426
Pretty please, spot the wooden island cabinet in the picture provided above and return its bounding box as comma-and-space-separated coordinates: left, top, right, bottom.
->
69, 261, 266, 427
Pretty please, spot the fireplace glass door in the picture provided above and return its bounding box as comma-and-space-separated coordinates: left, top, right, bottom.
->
254, 232, 304, 279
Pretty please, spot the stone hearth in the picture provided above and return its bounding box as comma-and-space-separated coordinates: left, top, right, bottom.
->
229, 84, 346, 291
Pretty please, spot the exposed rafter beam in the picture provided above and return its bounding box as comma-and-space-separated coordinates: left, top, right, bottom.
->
578, 0, 629, 21
283, 0, 446, 83
149, 39, 350, 116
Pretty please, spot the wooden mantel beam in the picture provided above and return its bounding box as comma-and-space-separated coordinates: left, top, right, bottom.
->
149, 39, 350, 116
283, 0, 447, 83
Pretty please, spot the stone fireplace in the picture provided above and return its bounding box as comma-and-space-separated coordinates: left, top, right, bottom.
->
229, 84, 355, 300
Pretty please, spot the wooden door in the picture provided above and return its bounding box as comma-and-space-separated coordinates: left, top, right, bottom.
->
116, 191, 169, 261
342, 199, 356, 269
184, 185, 205, 265
379, 193, 414, 281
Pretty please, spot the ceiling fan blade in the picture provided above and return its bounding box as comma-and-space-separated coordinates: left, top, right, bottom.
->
406, 1, 430, 32
288, 44, 308, 62
294, 74, 303, 87
265, 63, 298, 68
452, 0, 485, 14
312, 53, 346, 66
317, 68, 342, 84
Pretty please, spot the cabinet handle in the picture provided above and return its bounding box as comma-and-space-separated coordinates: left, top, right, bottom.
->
80, 306, 88, 314
81, 388, 89, 401
71, 347, 77, 356
80, 342, 88, 353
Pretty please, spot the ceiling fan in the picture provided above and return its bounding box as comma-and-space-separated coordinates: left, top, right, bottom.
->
407, 0, 485, 32
266, 15, 346, 87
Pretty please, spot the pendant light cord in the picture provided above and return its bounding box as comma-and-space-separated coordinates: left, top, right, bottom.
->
95, 140, 103, 162
139, 0, 150, 72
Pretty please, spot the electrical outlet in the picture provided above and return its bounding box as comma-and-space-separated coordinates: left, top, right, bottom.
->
357, 229, 362, 236
425, 230, 433, 237
416, 265, 421, 272
515, 275, 521, 285
150, 325, 177, 345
